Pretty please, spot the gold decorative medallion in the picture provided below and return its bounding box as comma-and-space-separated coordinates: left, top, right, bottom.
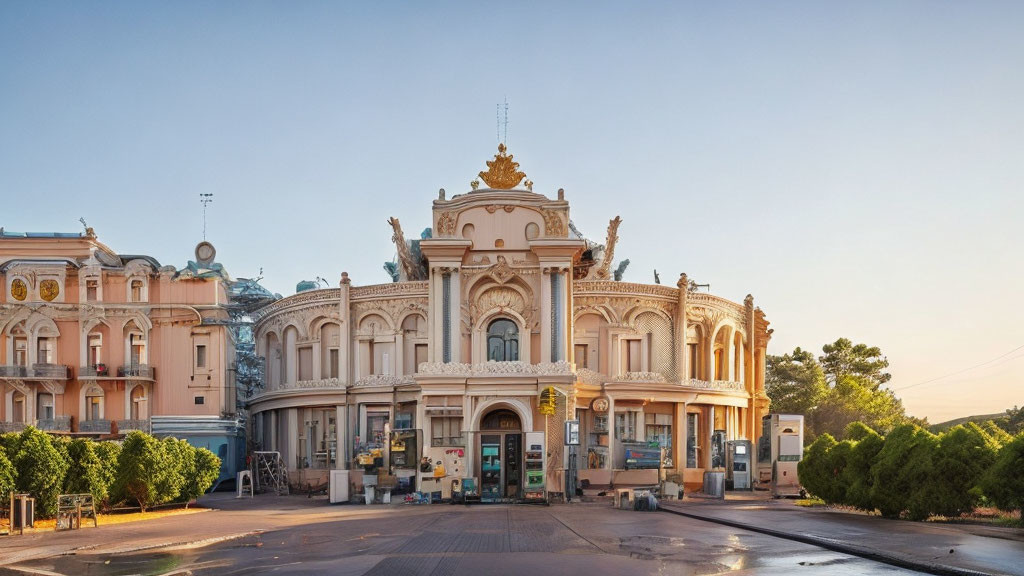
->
39, 279, 59, 301
478, 143, 526, 189
10, 278, 27, 301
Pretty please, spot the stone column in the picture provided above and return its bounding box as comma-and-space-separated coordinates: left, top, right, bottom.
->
336, 404, 347, 470
339, 273, 352, 385
674, 401, 686, 472
605, 395, 615, 473
676, 273, 688, 381
540, 268, 552, 362
449, 269, 461, 363
745, 295, 756, 438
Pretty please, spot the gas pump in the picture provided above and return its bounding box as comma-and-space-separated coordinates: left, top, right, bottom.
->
726, 440, 752, 490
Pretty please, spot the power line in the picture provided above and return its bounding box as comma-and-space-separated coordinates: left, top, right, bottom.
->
894, 344, 1024, 391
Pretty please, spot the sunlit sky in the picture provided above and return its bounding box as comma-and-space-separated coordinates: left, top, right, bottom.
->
2, 2, 1021, 422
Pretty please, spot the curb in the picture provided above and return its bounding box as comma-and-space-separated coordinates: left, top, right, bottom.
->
659, 506, 999, 576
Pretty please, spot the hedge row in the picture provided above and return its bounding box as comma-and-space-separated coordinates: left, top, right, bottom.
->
799, 421, 1024, 520
0, 427, 221, 517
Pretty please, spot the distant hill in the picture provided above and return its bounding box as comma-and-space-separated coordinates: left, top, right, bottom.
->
929, 413, 1005, 434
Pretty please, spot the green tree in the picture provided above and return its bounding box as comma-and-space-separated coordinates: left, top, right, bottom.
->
811, 374, 910, 439
155, 437, 188, 504
93, 441, 121, 507
10, 426, 69, 517
979, 420, 1013, 447
931, 424, 997, 517
982, 434, 1024, 517
0, 448, 15, 505
840, 422, 883, 511
819, 338, 891, 388
182, 447, 222, 506
797, 434, 837, 502
63, 438, 106, 502
870, 424, 937, 520
113, 431, 167, 511
996, 406, 1024, 435
766, 348, 828, 417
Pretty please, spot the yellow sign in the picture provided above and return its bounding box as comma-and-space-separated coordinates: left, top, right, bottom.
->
539, 387, 558, 416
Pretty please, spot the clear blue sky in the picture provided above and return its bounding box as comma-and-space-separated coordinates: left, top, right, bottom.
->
2, 1, 1021, 422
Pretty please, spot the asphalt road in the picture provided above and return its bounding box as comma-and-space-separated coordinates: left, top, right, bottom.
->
0, 494, 936, 576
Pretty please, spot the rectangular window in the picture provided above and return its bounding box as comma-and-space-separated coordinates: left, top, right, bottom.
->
88, 396, 102, 421
131, 333, 147, 366
131, 280, 144, 302
194, 396, 205, 405
574, 344, 588, 368
86, 279, 98, 302
14, 338, 27, 366
88, 334, 102, 366
431, 416, 464, 447
624, 340, 642, 372
366, 413, 389, 445
298, 346, 313, 381
688, 344, 699, 378
37, 338, 54, 364
38, 395, 54, 420
195, 344, 207, 369
686, 412, 700, 468
615, 411, 636, 441
329, 348, 339, 379
414, 343, 428, 372
645, 413, 672, 450
367, 342, 375, 375
394, 409, 414, 430
714, 349, 724, 380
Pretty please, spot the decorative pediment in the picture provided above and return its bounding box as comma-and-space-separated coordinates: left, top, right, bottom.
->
478, 144, 526, 190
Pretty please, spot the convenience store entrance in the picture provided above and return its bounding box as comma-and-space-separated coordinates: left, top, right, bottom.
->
479, 409, 522, 502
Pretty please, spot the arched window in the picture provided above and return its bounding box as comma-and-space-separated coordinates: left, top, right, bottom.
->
486, 318, 519, 362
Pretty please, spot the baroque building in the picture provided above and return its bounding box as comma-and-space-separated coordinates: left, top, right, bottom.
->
250, 145, 772, 496
0, 230, 247, 483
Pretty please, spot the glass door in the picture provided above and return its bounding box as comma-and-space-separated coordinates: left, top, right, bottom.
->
481, 435, 501, 502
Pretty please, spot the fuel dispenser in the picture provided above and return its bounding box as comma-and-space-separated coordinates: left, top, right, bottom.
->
726, 440, 752, 490
756, 413, 805, 497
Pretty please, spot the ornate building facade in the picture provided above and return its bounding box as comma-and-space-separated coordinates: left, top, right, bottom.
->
0, 230, 245, 482
250, 145, 773, 495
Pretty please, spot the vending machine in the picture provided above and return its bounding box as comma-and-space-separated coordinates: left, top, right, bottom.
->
523, 431, 545, 501
756, 414, 804, 497
726, 439, 752, 490
480, 437, 502, 502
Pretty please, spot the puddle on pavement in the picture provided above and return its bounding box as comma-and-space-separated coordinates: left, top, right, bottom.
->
12, 551, 187, 576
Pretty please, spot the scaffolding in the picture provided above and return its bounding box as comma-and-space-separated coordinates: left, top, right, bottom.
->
253, 451, 290, 495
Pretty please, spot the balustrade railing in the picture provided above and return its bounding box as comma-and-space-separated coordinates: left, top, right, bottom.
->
0, 365, 70, 379
37, 416, 72, 431
78, 419, 113, 433
118, 364, 154, 379
79, 364, 110, 377
116, 419, 151, 433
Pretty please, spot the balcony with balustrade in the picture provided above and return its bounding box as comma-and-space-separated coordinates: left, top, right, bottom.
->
117, 364, 155, 380
79, 364, 113, 379
0, 364, 71, 380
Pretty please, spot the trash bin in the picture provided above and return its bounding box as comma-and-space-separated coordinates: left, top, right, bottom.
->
703, 471, 725, 498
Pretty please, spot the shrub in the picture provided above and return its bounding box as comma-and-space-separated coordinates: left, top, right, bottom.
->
10, 427, 68, 517
824, 440, 854, 504
931, 424, 997, 517
982, 433, 1024, 517
0, 448, 15, 504
182, 447, 222, 506
870, 424, 938, 520
798, 433, 836, 501
155, 437, 188, 504
113, 431, 166, 511
841, 423, 883, 511
63, 438, 106, 503
93, 441, 121, 507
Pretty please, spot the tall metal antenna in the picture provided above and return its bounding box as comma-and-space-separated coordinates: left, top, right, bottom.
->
503, 97, 509, 145
199, 193, 214, 240
496, 98, 510, 145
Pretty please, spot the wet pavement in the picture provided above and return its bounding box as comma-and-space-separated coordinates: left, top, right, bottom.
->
0, 495, 937, 575
660, 499, 1024, 576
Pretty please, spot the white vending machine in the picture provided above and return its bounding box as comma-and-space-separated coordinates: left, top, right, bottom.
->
523, 431, 545, 501
756, 414, 804, 498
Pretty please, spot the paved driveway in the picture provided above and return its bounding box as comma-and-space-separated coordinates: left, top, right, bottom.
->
0, 495, 929, 575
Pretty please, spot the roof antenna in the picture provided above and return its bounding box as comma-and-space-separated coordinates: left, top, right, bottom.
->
503, 97, 509, 146
199, 193, 214, 240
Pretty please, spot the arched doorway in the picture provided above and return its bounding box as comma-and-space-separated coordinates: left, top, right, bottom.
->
479, 409, 522, 502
